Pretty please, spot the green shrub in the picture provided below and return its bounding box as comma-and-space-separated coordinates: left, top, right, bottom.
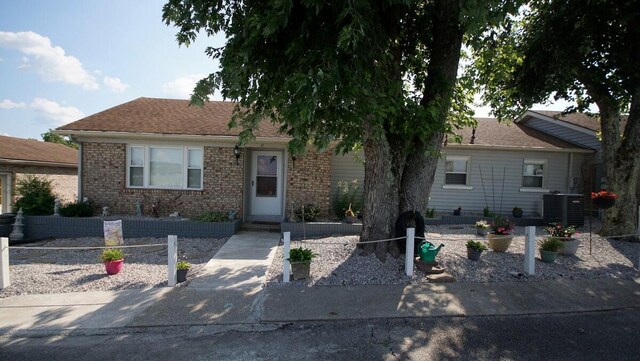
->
294, 204, 320, 222
101, 248, 124, 262
177, 260, 191, 270
194, 211, 228, 222
540, 237, 564, 252
483, 207, 494, 217
466, 240, 488, 251
332, 180, 362, 218
287, 247, 316, 263
14, 176, 56, 215
60, 200, 94, 217
424, 208, 436, 218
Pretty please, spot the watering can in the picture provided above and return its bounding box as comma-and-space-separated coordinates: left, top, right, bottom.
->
419, 241, 444, 262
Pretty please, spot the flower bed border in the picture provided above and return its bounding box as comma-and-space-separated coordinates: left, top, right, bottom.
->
23, 216, 241, 240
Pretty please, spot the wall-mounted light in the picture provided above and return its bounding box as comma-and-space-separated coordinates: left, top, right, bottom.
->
291, 155, 296, 167
234, 145, 241, 165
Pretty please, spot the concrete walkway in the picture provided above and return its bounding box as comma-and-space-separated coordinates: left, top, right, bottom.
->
1, 230, 639, 336
187, 231, 281, 292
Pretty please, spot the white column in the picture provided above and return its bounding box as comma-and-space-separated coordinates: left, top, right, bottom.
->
405, 228, 415, 277
1, 237, 9, 289
524, 226, 536, 275
283, 232, 291, 283
168, 235, 177, 287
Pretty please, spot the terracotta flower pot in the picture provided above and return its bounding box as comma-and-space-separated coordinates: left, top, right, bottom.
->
487, 233, 513, 252
104, 260, 123, 275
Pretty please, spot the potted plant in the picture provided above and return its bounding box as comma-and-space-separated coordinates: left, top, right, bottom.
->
487, 216, 515, 252
101, 248, 124, 275
539, 237, 564, 263
544, 223, 579, 256
591, 190, 618, 209
466, 240, 488, 261
288, 247, 316, 280
176, 260, 191, 283
344, 203, 358, 223
475, 220, 489, 236
512, 207, 523, 218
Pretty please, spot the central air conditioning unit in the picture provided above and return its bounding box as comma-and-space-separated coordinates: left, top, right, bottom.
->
543, 194, 584, 226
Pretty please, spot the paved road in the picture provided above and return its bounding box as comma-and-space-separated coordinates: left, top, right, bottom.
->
2, 308, 639, 361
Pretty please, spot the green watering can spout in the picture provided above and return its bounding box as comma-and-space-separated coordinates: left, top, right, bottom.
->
419, 241, 445, 263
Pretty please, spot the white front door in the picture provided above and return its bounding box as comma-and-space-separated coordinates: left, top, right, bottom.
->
250, 151, 283, 216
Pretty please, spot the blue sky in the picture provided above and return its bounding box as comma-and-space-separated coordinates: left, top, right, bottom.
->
0, 1, 580, 140
0, 0, 224, 139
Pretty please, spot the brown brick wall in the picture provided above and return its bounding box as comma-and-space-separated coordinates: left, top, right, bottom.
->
286, 150, 332, 216
81, 142, 243, 218
1, 164, 77, 207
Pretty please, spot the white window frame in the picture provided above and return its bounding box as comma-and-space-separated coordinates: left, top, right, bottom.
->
520, 158, 548, 192
443, 155, 473, 190
126, 145, 203, 190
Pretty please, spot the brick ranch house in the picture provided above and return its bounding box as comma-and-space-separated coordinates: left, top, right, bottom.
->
0, 135, 78, 214
57, 97, 601, 221
56, 97, 331, 222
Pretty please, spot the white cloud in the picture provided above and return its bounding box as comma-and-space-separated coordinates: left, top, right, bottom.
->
29, 98, 85, 125
103, 76, 129, 93
162, 74, 205, 98
0, 31, 99, 90
0, 99, 27, 109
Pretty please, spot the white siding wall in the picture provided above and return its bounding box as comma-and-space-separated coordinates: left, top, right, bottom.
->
330, 148, 585, 217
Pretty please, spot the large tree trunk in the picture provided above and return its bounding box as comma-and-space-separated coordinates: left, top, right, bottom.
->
583, 77, 640, 240
360, 122, 404, 261
400, 0, 463, 219
598, 89, 640, 240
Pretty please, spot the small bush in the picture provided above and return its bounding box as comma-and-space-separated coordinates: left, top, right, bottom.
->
194, 211, 228, 222
483, 207, 494, 217
60, 200, 94, 217
332, 180, 362, 219
540, 237, 564, 252
294, 204, 320, 222
14, 176, 57, 215
424, 208, 436, 218
466, 240, 488, 251
177, 260, 191, 270
288, 247, 316, 263
101, 248, 124, 262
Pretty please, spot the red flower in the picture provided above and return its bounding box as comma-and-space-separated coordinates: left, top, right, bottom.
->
591, 190, 618, 200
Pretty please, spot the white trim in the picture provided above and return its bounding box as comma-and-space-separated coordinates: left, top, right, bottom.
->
444, 144, 593, 153
519, 188, 550, 193
0, 172, 12, 213
522, 158, 548, 189
56, 130, 290, 145
126, 144, 204, 190
516, 111, 597, 136
444, 155, 471, 186
442, 185, 473, 190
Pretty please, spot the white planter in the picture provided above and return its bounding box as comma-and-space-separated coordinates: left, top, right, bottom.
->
559, 238, 580, 256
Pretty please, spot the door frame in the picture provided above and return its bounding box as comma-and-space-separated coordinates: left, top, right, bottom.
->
0, 172, 13, 214
244, 148, 287, 222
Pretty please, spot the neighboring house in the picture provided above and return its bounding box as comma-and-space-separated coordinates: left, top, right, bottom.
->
0, 135, 78, 214
57, 97, 600, 220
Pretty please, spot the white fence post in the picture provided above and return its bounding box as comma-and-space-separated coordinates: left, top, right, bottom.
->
168, 235, 177, 287
524, 226, 536, 275
1, 237, 9, 289
405, 228, 415, 277
283, 232, 291, 283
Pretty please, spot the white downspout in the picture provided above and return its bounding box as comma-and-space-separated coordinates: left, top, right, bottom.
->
567, 153, 573, 193
77, 142, 83, 202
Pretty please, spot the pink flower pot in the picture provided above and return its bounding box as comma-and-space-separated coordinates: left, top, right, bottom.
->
104, 260, 124, 275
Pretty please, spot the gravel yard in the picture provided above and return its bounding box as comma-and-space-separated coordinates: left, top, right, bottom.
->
2, 223, 638, 298
265, 224, 640, 287
0, 237, 228, 299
